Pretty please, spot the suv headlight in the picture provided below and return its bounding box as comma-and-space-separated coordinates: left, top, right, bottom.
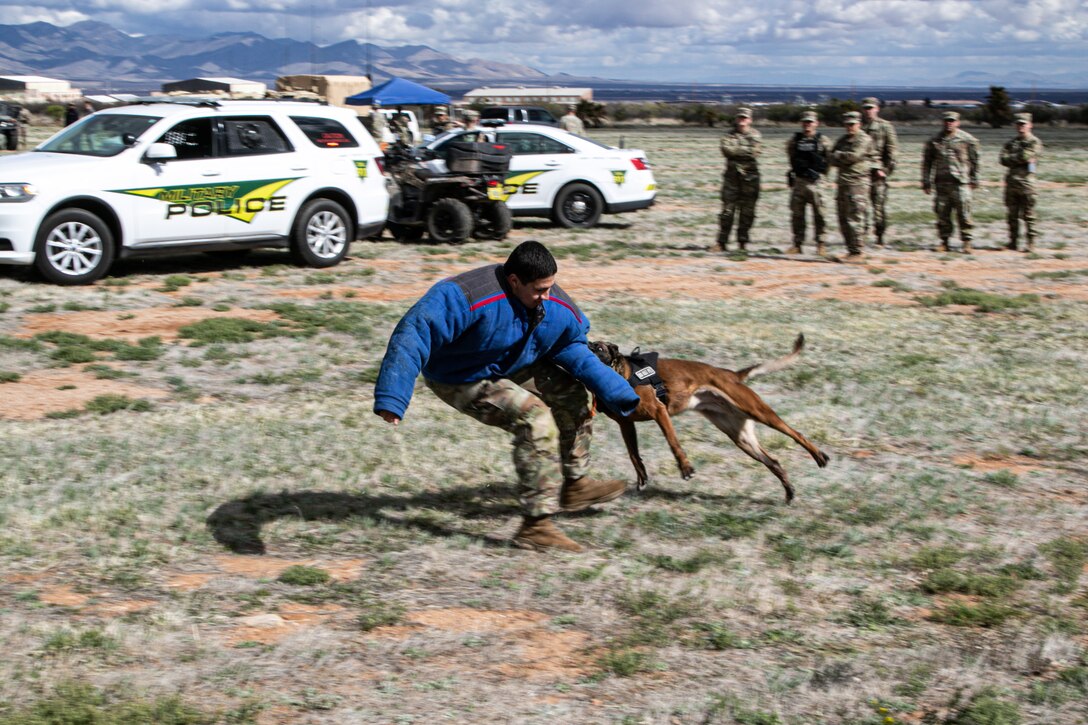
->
0, 183, 37, 202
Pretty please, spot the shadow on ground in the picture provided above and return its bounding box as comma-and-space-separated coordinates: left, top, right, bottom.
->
207, 484, 523, 554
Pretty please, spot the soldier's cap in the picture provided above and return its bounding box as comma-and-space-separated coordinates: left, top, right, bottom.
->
463, 109, 480, 119
800, 111, 818, 122
861, 97, 879, 108
435, 106, 448, 115
842, 111, 861, 124
568, 104, 577, 110
1015, 112, 1032, 124
942, 111, 960, 121
735, 107, 753, 119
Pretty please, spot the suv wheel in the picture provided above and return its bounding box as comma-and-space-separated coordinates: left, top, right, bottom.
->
426, 198, 473, 244
3, 130, 15, 151
35, 209, 114, 285
553, 183, 603, 228
472, 202, 512, 240
291, 199, 351, 267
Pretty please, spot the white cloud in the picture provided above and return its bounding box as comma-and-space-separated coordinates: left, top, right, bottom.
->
0, 0, 1084, 82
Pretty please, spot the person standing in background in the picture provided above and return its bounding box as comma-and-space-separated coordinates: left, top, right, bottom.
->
999, 113, 1043, 252
717, 108, 762, 252
860, 97, 898, 246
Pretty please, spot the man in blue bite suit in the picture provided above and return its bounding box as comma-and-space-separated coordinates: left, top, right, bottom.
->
374, 241, 640, 552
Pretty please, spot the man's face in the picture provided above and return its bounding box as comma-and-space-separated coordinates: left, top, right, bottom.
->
1017, 121, 1032, 136
943, 119, 960, 133
801, 119, 818, 136
845, 121, 860, 136
863, 106, 878, 121
508, 274, 555, 309
735, 116, 751, 132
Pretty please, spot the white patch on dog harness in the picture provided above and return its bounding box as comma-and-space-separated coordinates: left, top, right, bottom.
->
634, 366, 655, 381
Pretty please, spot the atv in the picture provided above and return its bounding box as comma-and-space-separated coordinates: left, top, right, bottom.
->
383, 140, 512, 244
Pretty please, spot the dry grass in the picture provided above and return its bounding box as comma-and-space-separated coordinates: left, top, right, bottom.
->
0, 123, 1086, 724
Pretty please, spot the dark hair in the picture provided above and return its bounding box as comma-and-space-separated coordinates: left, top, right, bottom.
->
504, 241, 557, 283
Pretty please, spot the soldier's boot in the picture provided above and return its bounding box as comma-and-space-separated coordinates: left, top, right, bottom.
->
785, 243, 802, 255
513, 516, 583, 552
737, 236, 749, 251
938, 239, 950, 253
1006, 238, 1019, 251
1024, 238, 1035, 253
715, 235, 728, 252
961, 239, 973, 254
560, 477, 627, 513
815, 241, 827, 257
875, 229, 885, 247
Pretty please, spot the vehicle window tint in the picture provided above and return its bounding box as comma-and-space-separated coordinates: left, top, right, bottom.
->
222, 117, 291, 156
527, 109, 549, 122
157, 118, 215, 161
496, 132, 571, 155
480, 109, 507, 120
38, 114, 158, 157
290, 116, 360, 148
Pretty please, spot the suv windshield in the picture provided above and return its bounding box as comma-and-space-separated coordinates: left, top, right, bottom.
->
38, 114, 159, 157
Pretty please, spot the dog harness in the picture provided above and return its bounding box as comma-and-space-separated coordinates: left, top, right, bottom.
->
626, 348, 669, 403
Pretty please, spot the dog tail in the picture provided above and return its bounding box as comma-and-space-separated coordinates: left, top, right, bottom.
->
736, 333, 804, 381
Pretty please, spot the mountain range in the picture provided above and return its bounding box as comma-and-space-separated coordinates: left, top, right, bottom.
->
0, 20, 547, 91
1, 21, 1084, 97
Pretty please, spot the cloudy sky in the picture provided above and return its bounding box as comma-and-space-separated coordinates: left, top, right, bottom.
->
5, 0, 1087, 84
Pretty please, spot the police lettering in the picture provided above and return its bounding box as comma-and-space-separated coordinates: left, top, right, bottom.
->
164, 195, 287, 219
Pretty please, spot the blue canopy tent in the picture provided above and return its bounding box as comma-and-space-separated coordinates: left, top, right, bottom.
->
344, 77, 450, 107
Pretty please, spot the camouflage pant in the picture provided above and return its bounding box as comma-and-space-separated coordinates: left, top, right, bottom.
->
719, 174, 760, 246
424, 361, 593, 517
789, 177, 826, 245
836, 182, 870, 254
869, 174, 889, 239
934, 181, 973, 242
1005, 183, 1037, 245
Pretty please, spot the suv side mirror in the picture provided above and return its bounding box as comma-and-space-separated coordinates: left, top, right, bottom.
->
145, 143, 177, 162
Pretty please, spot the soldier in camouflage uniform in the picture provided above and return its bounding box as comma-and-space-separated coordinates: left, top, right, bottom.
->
374, 241, 640, 552
717, 107, 762, 251
388, 106, 413, 145
430, 106, 459, 136
922, 111, 980, 253
861, 97, 899, 245
999, 113, 1043, 252
785, 111, 831, 255
829, 111, 874, 260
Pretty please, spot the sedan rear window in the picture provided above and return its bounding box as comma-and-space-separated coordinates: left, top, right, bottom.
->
291, 116, 360, 148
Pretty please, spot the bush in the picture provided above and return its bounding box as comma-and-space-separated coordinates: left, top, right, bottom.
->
44, 104, 65, 123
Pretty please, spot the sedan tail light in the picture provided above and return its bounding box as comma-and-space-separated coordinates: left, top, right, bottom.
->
630, 157, 650, 170
374, 157, 386, 175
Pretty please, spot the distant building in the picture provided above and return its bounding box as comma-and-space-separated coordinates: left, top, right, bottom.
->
161, 77, 267, 97
463, 87, 592, 106
275, 75, 372, 112
0, 75, 82, 102
905, 99, 981, 109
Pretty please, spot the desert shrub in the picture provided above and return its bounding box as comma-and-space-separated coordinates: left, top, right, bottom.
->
277, 565, 331, 586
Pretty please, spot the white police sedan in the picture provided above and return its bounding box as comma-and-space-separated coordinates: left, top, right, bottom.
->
422, 123, 655, 228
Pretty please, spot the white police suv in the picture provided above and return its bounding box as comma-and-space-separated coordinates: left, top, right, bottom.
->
0, 99, 390, 284
422, 123, 655, 228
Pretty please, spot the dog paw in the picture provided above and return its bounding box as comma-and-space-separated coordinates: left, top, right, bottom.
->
681, 466, 695, 480
816, 450, 830, 468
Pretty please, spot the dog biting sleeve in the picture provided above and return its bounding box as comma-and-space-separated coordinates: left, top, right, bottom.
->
551, 341, 640, 417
